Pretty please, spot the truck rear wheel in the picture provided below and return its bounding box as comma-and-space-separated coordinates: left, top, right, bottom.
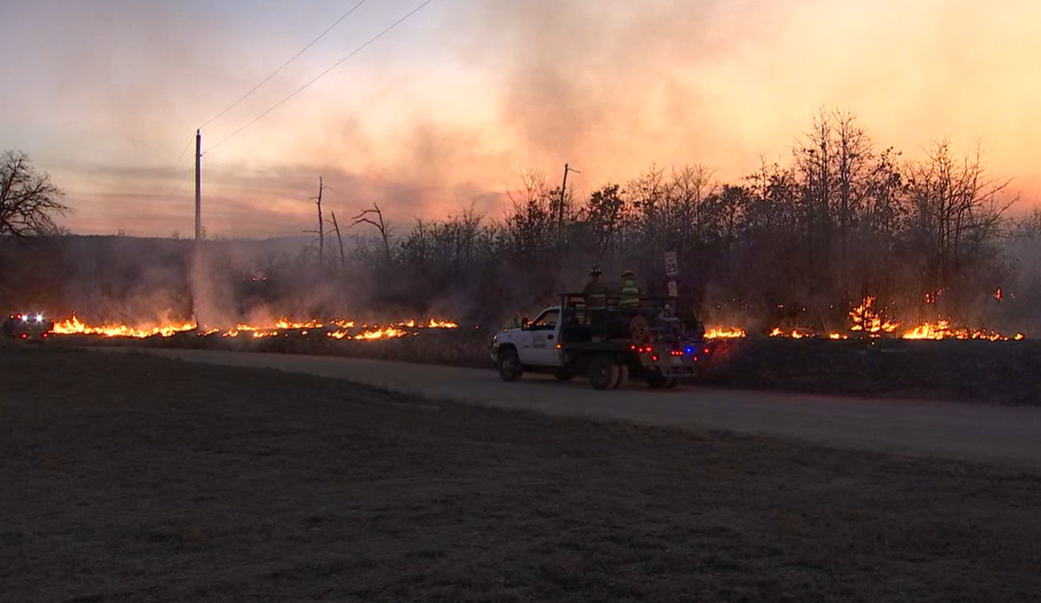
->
498, 349, 523, 382
646, 370, 669, 389
588, 354, 619, 390
613, 364, 630, 390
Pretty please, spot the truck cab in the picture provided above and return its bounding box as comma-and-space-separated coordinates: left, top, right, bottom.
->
491, 293, 710, 390
494, 305, 565, 368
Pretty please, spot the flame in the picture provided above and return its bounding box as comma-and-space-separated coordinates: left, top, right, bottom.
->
769, 327, 815, 338
704, 327, 746, 339
52, 315, 195, 338
46, 311, 1026, 343
48, 314, 460, 341
849, 297, 899, 334
353, 326, 409, 340
900, 321, 1022, 341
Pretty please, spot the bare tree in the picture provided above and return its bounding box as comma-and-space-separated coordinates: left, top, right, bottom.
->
312, 177, 325, 268
349, 203, 392, 264
905, 139, 1016, 318
302, 177, 329, 269
329, 211, 346, 273
0, 150, 70, 238
504, 169, 554, 268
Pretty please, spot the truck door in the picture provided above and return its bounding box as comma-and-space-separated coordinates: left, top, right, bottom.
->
520, 308, 563, 366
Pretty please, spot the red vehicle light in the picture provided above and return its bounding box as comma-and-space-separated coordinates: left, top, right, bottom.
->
651, 354, 659, 362
20, 333, 28, 339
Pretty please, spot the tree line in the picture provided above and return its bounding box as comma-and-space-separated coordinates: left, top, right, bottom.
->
1, 109, 1034, 333
341, 109, 1026, 331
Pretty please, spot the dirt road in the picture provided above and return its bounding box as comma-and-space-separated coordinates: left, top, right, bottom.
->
127, 348, 1041, 466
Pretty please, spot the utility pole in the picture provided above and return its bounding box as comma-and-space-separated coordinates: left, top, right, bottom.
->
558, 163, 570, 227
195, 129, 202, 241
558, 163, 579, 243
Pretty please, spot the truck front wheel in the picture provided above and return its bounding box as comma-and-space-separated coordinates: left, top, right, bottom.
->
498, 349, 523, 382
588, 354, 620, 390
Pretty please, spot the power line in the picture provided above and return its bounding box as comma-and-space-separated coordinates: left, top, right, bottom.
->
169, 164, 195, 199
156, 135, 196, 198
199, 0, 371, 130
204, 0, 436, 155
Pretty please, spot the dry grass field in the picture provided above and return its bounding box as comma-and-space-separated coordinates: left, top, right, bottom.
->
3, 345, 1041, 602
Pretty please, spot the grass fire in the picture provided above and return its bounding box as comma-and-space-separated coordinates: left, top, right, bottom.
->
48, 315, 461, 341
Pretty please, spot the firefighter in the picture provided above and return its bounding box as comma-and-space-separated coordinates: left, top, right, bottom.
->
619, 269, 641, 309
582, 267, 608, 339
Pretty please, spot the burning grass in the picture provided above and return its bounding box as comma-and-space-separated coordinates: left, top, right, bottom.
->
34, 296, 1037, 404
705, 295, 1025, 341
49, 314, 461, 342
2, 348, 1040, 602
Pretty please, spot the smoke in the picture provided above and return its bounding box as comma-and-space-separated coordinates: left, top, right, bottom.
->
188, 248, 235, 329
8, 0, 1041, 240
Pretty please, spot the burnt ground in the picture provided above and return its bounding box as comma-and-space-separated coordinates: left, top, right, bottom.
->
2, 346, 1041, 602
58, 329, 1041, 405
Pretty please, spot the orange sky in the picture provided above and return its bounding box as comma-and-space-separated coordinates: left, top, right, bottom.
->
2, 0, 1039, 237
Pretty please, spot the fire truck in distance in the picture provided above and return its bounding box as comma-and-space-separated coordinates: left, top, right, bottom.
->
491, 293, 712, 390
2, 313, 55, 342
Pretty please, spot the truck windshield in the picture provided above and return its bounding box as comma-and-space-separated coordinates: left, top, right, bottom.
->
530, 310, 559, 330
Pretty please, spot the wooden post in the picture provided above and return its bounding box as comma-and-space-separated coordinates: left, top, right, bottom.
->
194, 130, 201, 241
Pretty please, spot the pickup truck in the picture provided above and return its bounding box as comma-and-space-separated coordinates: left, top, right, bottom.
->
490, 293, 711, 390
